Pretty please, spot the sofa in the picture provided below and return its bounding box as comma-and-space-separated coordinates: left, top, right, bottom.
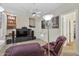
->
4, 43, 45, 56
15, 27, 36, 43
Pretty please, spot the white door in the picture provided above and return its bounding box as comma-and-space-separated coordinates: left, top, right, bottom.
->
61, 12, 76, 45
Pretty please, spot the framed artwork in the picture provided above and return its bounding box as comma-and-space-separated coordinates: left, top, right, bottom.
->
41, 20, 46, 29
29, 17, 35, 28
52, 16, 59, 28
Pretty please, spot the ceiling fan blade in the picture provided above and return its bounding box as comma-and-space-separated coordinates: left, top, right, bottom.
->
36, 11, 41, 14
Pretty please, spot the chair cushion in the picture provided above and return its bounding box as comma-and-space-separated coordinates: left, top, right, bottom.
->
42, 43, 55, 50
54, 41, 63, 55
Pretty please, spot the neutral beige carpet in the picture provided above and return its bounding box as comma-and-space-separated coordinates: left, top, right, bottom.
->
61, 42, 77, 56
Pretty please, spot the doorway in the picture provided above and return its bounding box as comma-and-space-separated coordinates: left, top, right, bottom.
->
61, 12, 76, 46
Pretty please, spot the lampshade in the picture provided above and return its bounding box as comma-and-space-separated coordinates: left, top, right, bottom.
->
0, 6, 4, 12
43, 14, 53, 21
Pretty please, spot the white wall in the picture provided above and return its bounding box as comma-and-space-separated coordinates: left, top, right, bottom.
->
0, 11, 6, 49
16, 13, 29, 28
0, 12, 6, 40
75, 9, 79, 55
16, 13, 61, 42
53, 4, 79, 16
32, 16, 61, 42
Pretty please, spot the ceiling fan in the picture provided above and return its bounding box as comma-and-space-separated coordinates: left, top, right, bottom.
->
31, 4, 47, 17
31, 9, 41, 16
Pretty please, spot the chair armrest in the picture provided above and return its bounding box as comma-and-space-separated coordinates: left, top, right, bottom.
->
50, 49, 57, 56
42, 43, 55, 49
50, 42, 56, 45
42, 44, 57, 56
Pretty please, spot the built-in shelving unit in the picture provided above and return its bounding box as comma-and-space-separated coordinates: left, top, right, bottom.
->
6, 14, 16, 44
7, 15, 16, 29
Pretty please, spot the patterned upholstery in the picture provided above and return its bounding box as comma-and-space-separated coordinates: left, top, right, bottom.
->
50, 36, 66, 46
52, 41, 63, 55
42, 36, 66, 56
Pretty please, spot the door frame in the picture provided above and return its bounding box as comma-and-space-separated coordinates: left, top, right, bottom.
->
61, 12, 76, 45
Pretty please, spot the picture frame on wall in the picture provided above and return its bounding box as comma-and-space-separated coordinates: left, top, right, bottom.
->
29, 17, 35, 28
41, 20, 46, 29
52, 16, 59, 28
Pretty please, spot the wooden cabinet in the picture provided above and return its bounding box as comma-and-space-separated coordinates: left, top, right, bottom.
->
7, 15, 16, 29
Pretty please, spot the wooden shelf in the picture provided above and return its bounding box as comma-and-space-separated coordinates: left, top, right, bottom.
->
7, 15, 16, 29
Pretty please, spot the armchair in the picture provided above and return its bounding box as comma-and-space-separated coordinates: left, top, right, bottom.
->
50, 41, 63, 56
43, 41, 64, 56
42, 36, 66, 56
50, 36, 66, 46
43, 36, 66, 49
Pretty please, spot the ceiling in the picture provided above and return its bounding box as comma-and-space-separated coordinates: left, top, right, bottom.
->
0, 3, 64, 16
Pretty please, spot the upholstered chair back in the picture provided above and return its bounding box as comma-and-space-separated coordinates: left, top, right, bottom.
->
56, 36, 66, 44
54, 41, 63, 55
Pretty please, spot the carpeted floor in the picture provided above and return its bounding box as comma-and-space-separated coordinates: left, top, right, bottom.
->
61, 42, 77, 56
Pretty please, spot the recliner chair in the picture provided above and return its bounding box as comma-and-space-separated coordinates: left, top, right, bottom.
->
42, 36, 66, 56
50, 36, 66, 46
43, 36, 66, 49
50, 41, 64, 56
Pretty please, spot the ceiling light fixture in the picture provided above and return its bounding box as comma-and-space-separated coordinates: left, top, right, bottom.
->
43, 14, 54, 21
0, 6, 4, 12
32, 4, 41, 16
